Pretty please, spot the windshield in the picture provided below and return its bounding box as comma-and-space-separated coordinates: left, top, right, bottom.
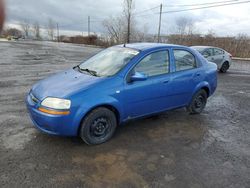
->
79, 47, 139, 77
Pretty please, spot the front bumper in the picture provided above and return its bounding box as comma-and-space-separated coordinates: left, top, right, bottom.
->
26, 93, 78, 136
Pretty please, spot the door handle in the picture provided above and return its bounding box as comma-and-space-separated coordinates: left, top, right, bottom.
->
196, 73, 201, 76
162, 80, 169, 83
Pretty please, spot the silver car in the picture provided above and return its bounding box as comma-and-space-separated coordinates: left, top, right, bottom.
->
191, 46, 232, 73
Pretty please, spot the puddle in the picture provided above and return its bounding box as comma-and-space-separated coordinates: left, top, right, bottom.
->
52, 151, 149, 187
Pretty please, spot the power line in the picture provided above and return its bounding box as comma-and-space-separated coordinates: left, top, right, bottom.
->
163, 0, 238, 7
133, 0, 250, 39
134, 0, 250, 17
161, 0, 250, 14
133, 5, 160, 15
132, 0, 239, 16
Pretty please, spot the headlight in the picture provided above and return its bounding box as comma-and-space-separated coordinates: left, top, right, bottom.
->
41, 97, 71, 110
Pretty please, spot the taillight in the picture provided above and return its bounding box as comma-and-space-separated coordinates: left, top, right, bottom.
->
229, 53, 232, 58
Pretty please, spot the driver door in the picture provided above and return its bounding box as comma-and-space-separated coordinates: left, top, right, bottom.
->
122, 50, 171, 119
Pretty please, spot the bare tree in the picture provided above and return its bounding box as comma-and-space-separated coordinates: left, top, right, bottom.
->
123, 0, 134, 43
206, 29, 215, 36
2, 27, 22, 38
103, 0, 139, 44
103, 16, 126, 44
47, 18, 55, 41
33, 22, 41, 40
21, 20, 30, 38
175, 17, 194, 35
132, 24, 149, 42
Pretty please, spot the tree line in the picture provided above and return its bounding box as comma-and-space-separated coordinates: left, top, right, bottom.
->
2, 18, 56, 40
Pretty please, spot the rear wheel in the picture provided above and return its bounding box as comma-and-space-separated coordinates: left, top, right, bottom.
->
187, 89, 207, 114
220, 61, 229, 73
80, 107, 117, 145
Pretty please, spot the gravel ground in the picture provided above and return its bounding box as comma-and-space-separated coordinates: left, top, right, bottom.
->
0, 41, 250, 188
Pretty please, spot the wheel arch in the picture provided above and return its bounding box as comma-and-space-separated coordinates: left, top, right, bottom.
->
192, 81, 211, 98
201, 86, 210, 96
220, 60, 229, 69
76, 103, 121, 136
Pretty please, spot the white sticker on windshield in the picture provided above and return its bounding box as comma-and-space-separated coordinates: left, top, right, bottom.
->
126, 50, 139, 55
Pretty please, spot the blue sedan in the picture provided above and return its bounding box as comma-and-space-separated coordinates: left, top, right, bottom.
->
26, 43, 217, 145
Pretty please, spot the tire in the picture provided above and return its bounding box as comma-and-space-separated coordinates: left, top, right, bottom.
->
187, 89, 207, 114
80, 107, 117, 145
220, 61, 229, 73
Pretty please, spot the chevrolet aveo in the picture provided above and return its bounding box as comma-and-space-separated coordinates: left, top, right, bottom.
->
26, 43, 217, 145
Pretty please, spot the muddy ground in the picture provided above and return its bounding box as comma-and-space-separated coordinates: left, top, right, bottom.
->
0, 41, 249, 188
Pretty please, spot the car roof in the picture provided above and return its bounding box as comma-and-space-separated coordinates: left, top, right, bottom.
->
192, 46, 221, 49
116, 43, 185, 51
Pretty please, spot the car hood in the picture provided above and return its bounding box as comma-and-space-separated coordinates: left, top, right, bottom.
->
31, 68, 104, 100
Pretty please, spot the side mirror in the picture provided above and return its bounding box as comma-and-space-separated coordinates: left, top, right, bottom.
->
130, 72, 147, 82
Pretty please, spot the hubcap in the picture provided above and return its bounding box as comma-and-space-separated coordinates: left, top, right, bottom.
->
90, 117, 110, 138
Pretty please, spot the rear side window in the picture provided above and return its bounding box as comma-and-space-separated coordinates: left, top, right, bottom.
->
135, 50, 169, 76
203, 48, 213, 57
214, 48, 224, 55
173, 50, 196, 71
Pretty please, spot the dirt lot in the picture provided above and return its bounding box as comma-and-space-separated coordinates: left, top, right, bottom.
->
0, 41, 250, 188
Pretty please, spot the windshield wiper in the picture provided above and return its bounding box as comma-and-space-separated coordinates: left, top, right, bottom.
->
74, 65, 98, 77
80, 68, 98, 76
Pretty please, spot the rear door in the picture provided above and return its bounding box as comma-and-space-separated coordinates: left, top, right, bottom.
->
169, 48, 203, 107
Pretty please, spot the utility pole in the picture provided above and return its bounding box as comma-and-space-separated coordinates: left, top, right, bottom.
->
127, 13, 131, 43
56, 23, 59, 42
88, 16, 90, 36
157, 4, 162, 43
126, 0, 132, 44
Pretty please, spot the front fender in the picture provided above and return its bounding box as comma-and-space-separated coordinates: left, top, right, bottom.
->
71, 96, 123, 134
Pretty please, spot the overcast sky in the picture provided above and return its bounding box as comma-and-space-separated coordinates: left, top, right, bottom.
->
5, 0, 250, 36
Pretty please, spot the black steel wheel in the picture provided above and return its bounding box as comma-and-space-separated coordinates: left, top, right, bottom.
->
80, 107, 117, 145
187, 89, 207, 114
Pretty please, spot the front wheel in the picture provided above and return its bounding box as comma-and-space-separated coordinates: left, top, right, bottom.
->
80, 107, 117, 145
187, 89, 207, 114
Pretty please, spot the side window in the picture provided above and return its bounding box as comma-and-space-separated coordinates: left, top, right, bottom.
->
134, 50, 169, 77
203, 48, 213, 57
214, 48, 224, 55
173, 50, 196, 71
